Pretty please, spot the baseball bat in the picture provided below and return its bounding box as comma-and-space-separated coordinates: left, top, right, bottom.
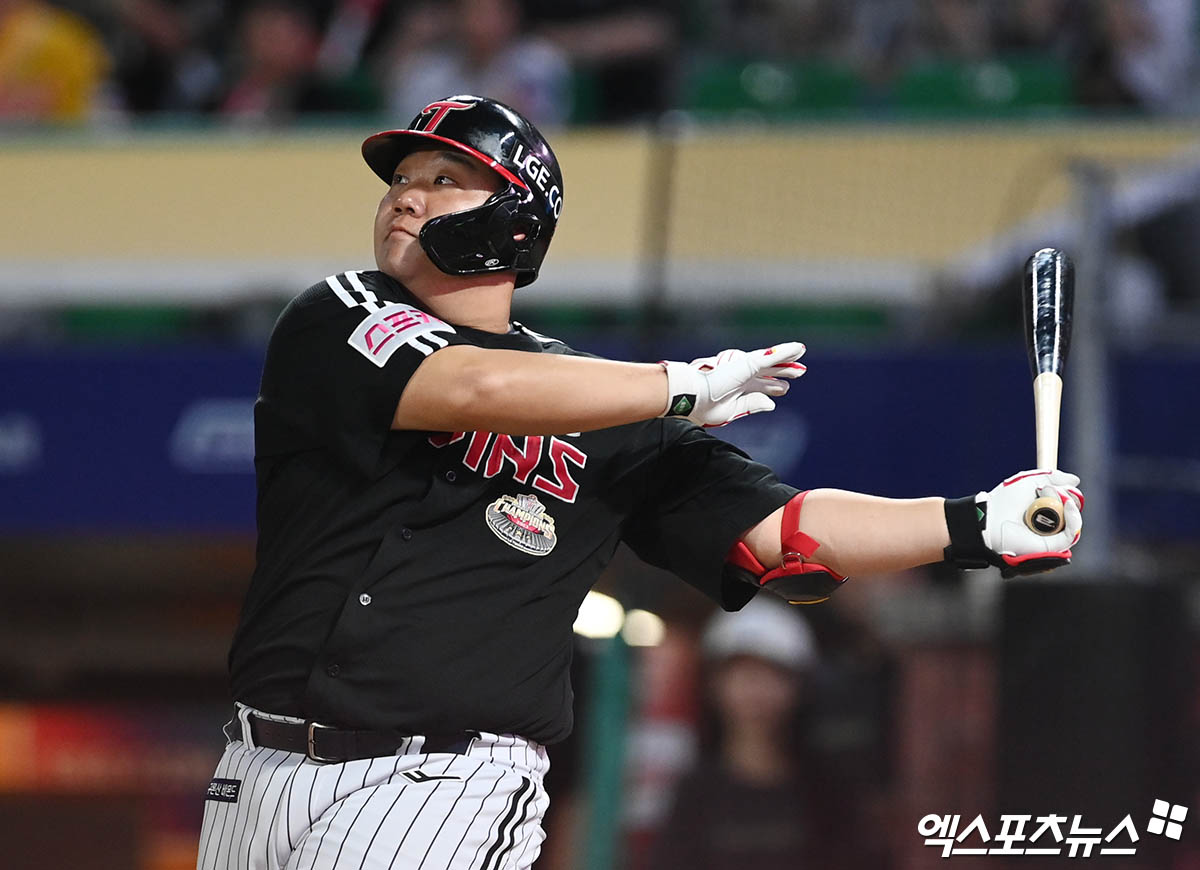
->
1021, 248, 1074, 536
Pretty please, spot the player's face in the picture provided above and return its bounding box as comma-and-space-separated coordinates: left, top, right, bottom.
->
374, 148, 503, 283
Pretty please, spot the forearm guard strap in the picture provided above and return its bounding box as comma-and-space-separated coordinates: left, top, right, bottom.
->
724, 491, 847, 605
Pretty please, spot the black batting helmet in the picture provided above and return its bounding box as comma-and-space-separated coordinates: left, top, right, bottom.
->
362, 95, 563, 288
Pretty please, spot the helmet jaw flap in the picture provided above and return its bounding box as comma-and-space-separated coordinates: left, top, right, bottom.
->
417, 186, 549, 288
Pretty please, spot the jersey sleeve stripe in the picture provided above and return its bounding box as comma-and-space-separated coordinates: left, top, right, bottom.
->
325, 275, 358, 308
344, 270, 381, 307
406, 336, 435, 356
326, 271, 384, 314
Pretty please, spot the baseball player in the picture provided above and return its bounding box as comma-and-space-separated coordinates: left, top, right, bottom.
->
197, 94, 1084, 870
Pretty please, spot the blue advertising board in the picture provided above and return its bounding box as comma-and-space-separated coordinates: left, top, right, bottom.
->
1, 342, 1197, 539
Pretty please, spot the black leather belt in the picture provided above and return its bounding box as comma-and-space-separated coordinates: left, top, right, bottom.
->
243, 711, 478, 764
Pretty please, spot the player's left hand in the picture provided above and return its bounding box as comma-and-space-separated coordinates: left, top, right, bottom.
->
661, 342, 807, 428
981, 469, 1084, 577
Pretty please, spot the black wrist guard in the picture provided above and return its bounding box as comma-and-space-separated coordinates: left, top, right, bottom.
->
943, 495, 996, 569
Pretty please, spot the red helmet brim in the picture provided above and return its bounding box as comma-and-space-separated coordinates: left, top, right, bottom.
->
361, 129, 527, 190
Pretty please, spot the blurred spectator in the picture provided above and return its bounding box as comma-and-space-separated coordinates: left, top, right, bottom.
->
913, 0, 995, 60
1078, 0, 1199, 113
381, 0, 570, 127
105, 0, 226, 114
994, 0, 1086, 58
650, 597, 873, 870
843, 0, 915, 89
218, 1, 374, 123
522, 0, 678, 122
219, 3, 317, 121
314, 0, 388, 80
699, 0, 850, 59
0, 0, 112, 121
852, 0, 996, 68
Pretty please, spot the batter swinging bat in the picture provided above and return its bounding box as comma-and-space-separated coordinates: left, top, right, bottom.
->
1021, 248, 1074, 536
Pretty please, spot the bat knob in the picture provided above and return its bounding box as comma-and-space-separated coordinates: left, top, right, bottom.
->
1024, 496, 1065, 536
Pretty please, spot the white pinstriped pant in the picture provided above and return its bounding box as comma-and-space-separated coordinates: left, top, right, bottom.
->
196, 706, 550, 870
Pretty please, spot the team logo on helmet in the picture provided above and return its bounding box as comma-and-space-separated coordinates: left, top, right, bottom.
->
411, 98, 474, 133
485, 493, 557, 556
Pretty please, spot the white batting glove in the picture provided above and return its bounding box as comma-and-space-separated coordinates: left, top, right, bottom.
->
945, 469, 1083, 577
660, 342, 807, 428
981, 469, 1083, 576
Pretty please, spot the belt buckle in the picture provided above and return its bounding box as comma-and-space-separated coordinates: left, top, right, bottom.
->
306, 721, 337, 763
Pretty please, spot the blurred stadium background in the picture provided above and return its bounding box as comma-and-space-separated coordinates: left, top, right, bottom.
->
2, 0, 1199, 868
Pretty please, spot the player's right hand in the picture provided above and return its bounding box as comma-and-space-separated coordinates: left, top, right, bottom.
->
660, 342, 806, 428
981, 469, 1084, 577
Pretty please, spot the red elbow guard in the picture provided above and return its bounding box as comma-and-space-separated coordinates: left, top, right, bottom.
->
725, 491, 847, 605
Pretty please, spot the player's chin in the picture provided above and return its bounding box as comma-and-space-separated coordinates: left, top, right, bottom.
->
376, 232, 408, 261
378, 241, 429, 284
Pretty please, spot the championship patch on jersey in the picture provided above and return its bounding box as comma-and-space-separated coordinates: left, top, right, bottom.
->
205, 778, 241, 803
347, 302, 457, 367
485, 493, 558, 556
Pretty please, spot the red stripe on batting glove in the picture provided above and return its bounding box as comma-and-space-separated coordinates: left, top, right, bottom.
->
1001, 550, 1072, 567
1002, 470, 1050, 486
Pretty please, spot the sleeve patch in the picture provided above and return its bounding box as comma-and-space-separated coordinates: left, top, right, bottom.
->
347, 302, 457, 367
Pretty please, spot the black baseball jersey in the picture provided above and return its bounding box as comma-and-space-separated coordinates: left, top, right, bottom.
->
228, 269, 798, 744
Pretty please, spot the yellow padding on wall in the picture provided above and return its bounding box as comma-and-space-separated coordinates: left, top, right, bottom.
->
0, 124, 1194, 265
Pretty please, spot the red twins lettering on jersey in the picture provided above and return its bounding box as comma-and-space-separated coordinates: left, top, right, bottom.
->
430, 431, 587, 503
486, 434, 543, 483
348, 302, 457, 367
462, 430, 492, 472
532, 439, 586, 503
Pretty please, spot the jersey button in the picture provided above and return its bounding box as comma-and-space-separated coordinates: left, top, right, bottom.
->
359, 593, 372, 606
326, 663, 340, 677
444, 470, 457, 483
400, 528, 413, 541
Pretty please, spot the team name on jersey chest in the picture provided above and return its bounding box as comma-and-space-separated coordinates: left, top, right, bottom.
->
428, 431, 587, 503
